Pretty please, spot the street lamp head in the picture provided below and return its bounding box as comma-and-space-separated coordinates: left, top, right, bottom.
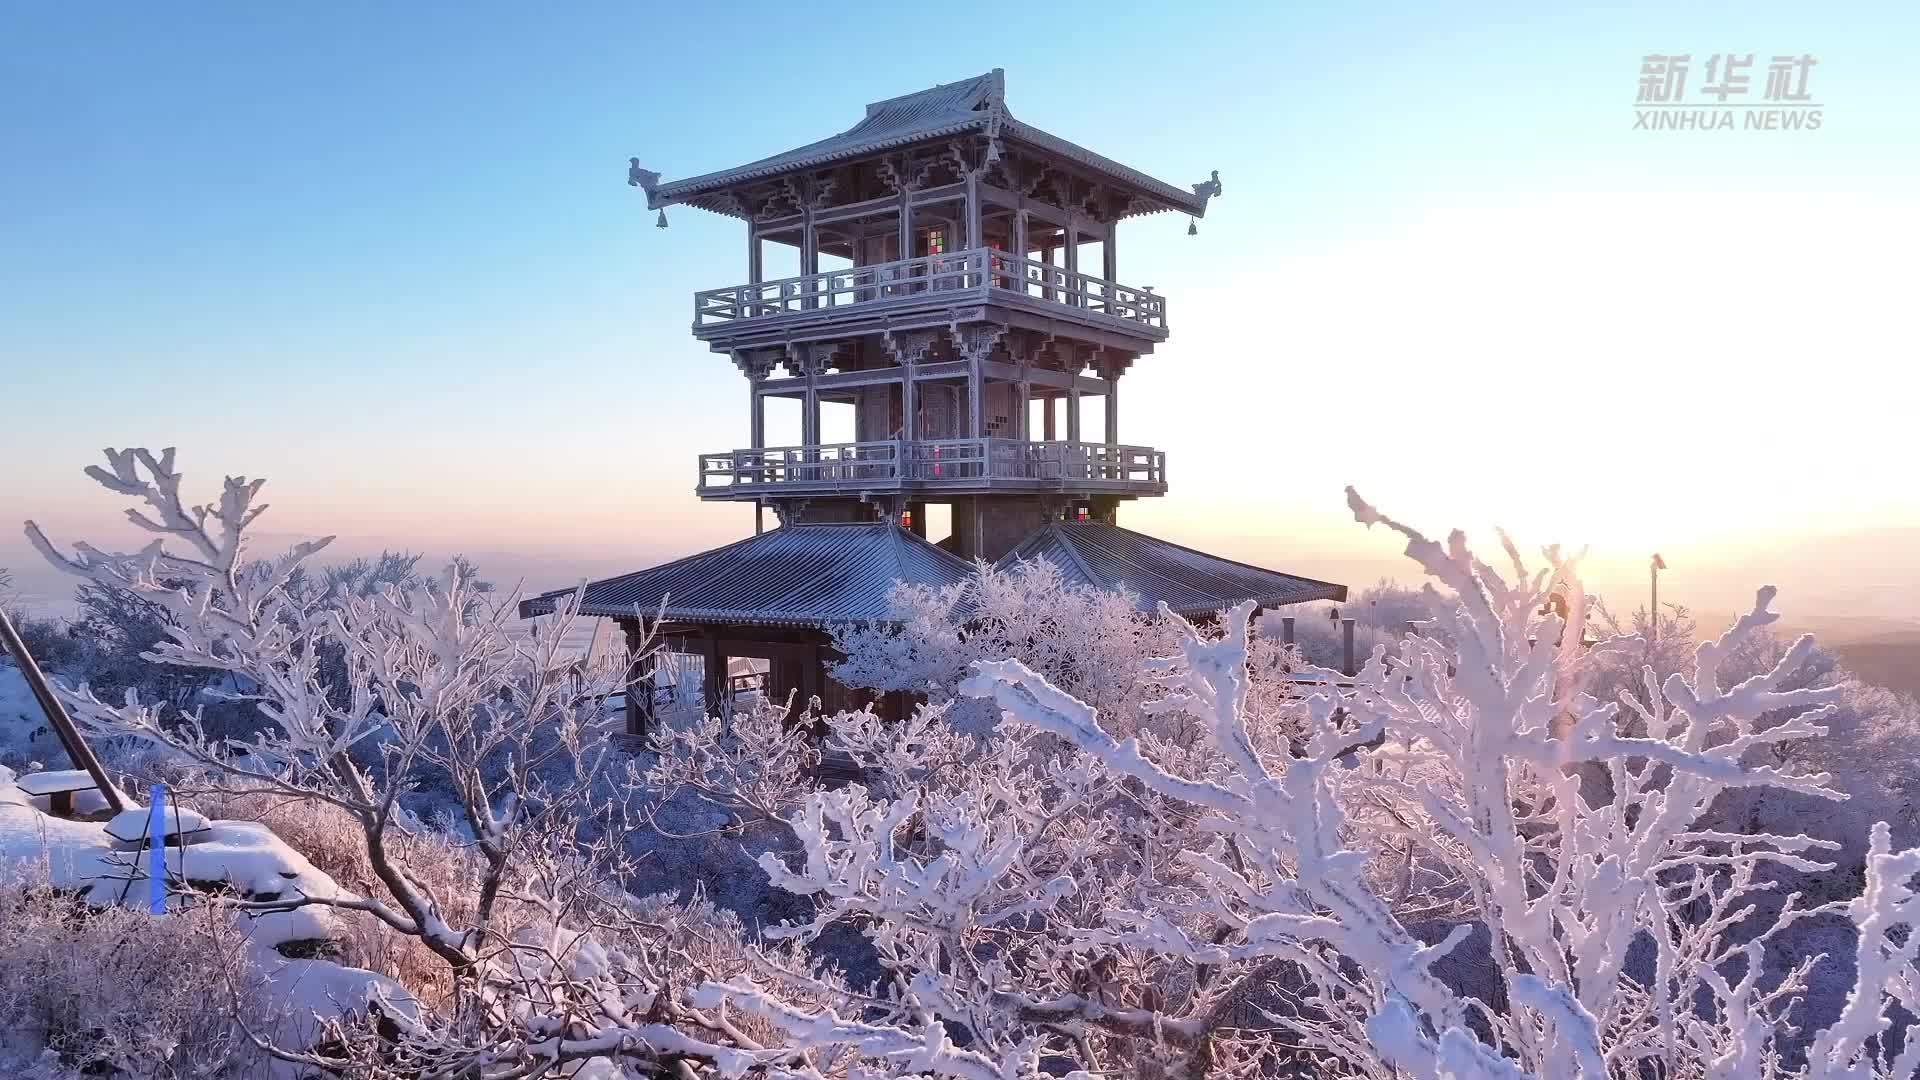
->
1651, 553, 1667, 571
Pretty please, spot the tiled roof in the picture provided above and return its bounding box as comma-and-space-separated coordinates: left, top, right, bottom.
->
996, 523, 1347, 617
518, 524, 974, 629
646, 70, 1211, 219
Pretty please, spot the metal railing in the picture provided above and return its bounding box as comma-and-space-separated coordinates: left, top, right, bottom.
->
697, 438, 1166, 493
693, 247, 1166, 330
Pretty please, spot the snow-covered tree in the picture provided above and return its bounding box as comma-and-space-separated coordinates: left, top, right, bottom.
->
22, 447, 1920, 1079
709, 488, 1920, 1078
22, 448, 844, 1076
832, 556, 1308, 743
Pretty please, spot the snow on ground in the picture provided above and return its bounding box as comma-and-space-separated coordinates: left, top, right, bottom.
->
0, 764, 418, 1059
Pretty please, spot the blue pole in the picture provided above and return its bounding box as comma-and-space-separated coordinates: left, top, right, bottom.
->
148, 784, 167, 915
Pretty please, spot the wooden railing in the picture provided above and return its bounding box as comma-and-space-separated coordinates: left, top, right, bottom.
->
697, 439, 1166, 493
693, 248, 1167, 331
699, 442, 904, 489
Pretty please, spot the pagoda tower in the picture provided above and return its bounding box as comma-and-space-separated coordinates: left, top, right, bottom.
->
523, 71, 1344, 734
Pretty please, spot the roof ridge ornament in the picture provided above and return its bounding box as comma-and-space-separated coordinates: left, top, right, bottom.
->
1188, 171, 1221, 235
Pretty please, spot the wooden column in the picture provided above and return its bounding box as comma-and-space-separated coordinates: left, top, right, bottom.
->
800, 203, 818, 311
967, 361, 983, 440
902, 359, 918, 444
702, 636, 724, 719
1014, 209, 1029, 259
801, 208, 818, 276
803, 373, 820, 449
1043, 395, 1057, 440
750, 380, 767, 534
622, 618, 653, 740
964, 173, 982, 250
1016, 373, 1030, 440
1067, 383, 1081, 443
1105, 375, 1119, 446
896, 166, 913, 262
748, 222, 763, 284
1063, 221, 1079, 306
1102, 221, 1117, 282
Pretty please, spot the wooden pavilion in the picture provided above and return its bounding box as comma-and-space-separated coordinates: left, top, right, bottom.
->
521, 70, 1345, 734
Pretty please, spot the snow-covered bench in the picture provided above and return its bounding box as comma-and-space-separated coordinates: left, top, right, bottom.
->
14, 768, 117, 819
104, 804, 213, 848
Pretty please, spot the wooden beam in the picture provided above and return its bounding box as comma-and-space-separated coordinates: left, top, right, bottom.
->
979, 359, 1104, 393
754, 360, 976, 397
909, 182, 967, 206
980, 180, 1071, 227
812, 193, 906, 227
910, 359, 969, 382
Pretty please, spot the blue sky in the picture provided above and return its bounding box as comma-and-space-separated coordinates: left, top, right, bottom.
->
5, 2, 1917, 615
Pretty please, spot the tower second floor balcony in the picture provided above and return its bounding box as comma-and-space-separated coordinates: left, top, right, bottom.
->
695, 438, 1167, 501
691, 248, 1167, 350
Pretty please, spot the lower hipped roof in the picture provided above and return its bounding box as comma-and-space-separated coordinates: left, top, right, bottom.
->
522, 521, 1344, 631
518, 523, 974, 628
996, 522, 1347, 617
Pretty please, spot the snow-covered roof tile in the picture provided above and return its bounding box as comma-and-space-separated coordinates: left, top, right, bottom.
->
997, 523, 1346, 618
518, 523, 975, 629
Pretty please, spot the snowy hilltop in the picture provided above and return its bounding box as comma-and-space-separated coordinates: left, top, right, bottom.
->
0, 446, 1914, 1078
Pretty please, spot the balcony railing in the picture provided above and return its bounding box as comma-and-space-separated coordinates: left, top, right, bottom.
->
693, 248, 1167, 331
697, 439, 1167, 495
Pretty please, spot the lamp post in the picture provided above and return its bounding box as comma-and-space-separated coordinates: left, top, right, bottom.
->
1650, 553, 1668, 641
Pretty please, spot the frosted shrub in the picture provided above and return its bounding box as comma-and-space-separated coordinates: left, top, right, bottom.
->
833, 558, 1185, 735
643, 696, 822, 828
834, 557, 1314, 746
174, 777, 506, 1006
1263, 577, 1442, 671
0, 871, 276, 1079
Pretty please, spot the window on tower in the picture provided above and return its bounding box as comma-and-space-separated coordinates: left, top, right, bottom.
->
924, 227, 946, 255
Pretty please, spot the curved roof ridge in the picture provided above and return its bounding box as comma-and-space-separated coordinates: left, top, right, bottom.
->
862, 69, 1001, 116
1014, 521, 1101, 588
